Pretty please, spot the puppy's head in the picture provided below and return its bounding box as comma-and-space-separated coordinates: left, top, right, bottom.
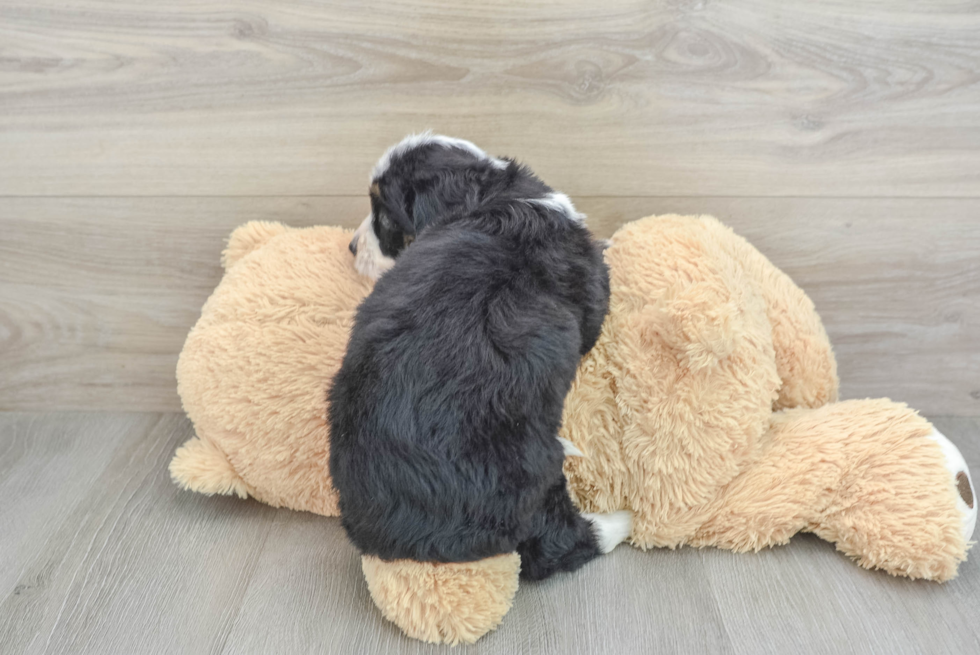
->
349, 132, 510, 279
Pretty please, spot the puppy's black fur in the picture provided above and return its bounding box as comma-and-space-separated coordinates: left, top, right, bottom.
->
329, 139, 610, 580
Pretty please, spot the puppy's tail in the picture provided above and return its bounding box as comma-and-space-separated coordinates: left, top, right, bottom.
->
169, 435, 250, 499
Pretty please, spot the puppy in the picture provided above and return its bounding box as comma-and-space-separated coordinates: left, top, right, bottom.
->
329, 133, 631, 580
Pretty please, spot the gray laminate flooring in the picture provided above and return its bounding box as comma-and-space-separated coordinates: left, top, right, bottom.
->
1, 412, 977, 654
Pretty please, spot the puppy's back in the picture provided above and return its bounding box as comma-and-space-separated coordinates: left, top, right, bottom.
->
329, 210, 604, 563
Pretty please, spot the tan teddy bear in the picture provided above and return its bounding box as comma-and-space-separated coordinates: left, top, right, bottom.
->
172, 215, 975, 645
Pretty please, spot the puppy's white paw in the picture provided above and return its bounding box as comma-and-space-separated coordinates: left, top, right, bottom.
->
557, 437, 584, 457
927, 427, 976, 542
583, 510, 633, 554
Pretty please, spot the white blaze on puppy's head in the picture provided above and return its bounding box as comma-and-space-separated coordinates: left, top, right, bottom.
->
370, 131, 507, 183
527, 192, 585, 223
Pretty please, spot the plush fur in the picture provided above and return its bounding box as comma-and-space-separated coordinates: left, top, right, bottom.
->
173, 222, 373, 515
561, 217, 972, 582
361, 552, 520, 645
171, 214, 976, 645
330, 135, 617, 578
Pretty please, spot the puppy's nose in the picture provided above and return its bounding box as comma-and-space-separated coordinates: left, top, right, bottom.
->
349, 238, 357, 255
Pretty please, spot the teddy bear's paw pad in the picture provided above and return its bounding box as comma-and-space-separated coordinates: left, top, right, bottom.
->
583, 510, 633, 553
927, 428, 976, 542
361, 553, 520, 645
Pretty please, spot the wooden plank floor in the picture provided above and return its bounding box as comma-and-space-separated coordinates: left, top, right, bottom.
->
0, 411, 978, 654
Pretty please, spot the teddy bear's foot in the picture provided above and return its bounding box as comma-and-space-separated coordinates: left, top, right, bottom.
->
361, 553, 520, 645
927, 427, 976, 542
169, 436, 251, 499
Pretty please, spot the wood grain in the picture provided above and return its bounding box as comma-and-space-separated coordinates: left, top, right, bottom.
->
0, 413, 281, 654
0, 1, 978, 196
2, 196, 977, 415
0, 412, 977, 654
0, 196, 366, 412
0, 413, 148, 598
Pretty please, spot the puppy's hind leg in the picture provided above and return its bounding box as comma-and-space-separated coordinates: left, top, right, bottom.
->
582, 510, 633, 554
517, 476, 632, 581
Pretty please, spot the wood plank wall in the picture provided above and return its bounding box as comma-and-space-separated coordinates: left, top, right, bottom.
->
1, 1, 978, 414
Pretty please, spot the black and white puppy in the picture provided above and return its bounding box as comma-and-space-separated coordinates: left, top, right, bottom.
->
329, 133, 631, 580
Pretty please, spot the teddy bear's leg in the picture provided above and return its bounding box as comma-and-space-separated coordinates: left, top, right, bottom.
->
692, 399, 973, 581
361, 553, 521, 645
221, 221, 291, 269
516, 477, 632, 581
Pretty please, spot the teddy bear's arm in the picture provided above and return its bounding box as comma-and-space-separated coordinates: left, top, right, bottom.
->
716, 224, 840, 410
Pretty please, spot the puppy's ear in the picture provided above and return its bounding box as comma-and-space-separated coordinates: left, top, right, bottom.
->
382, 180, 419, 235
410, 187, 446, 233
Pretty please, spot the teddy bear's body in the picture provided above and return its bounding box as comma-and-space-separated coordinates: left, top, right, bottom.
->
172, 215, 975, 645
173, 221, 373, 515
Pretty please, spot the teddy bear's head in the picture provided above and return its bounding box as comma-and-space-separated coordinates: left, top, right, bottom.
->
560, 216, 794, 547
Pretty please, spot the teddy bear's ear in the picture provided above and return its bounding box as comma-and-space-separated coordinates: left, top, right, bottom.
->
221, 221, 291, 270
642, 277, 745, 372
